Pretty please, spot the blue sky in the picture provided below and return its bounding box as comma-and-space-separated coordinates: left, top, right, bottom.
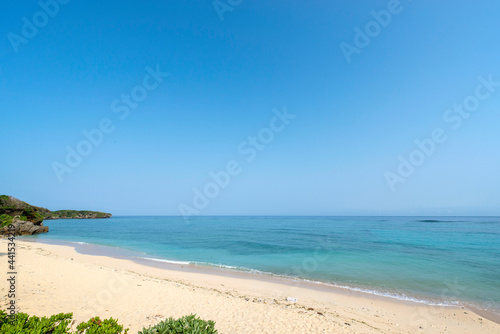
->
1, 0, 499, 215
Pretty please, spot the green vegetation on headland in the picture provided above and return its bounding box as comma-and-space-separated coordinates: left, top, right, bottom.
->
0, 195, 48, 224
0, 310, 218, 334
0, 195, 49, 235
49, 209, 112, 219
0, 195, 112, 236
0, 214, 14, 228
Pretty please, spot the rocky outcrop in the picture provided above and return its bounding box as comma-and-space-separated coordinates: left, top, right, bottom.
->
0, 195, 50, 236
0, 195, 112, 236
1, 217, 49, 236
0, 195, 49, 224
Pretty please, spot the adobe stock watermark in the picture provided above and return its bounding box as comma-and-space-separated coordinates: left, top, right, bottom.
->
86, 271, 128, 314
52, 65, 169, 182
213, 0, 243, 21
178, 107, 296, 219
8, 0, 71, 54
339, 0, 407, 64
268, 236, 338, 307
385, 75, 500, 192
287, 237, 336, 281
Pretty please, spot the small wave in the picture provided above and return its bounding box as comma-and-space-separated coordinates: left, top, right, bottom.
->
323, 283, 460, 306
267, 275, 460, 306
122, 255, 467, 308
138, 258, 275, 276
190, 262, 271, 274
197, 262, 240, 270
139, 257, 191, 265
73, 241, 90, 245
193, 266, 461, 307
173, 261, 463, 307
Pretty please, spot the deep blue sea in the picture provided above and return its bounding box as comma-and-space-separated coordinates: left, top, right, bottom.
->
22, 216, 500, 314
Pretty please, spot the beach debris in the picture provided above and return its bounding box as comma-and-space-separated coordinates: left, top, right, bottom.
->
344, 322, 351, 326
317, 312, 324, 316
286, 297, 297, 303
146, 314, 164, 321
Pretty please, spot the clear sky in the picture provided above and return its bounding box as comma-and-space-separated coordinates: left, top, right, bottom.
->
1, 0, 499, 216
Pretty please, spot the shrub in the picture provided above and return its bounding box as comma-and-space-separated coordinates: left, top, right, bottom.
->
0, 310, 9, 328
0, 310, 73, 333
139, 315, 218, 334
34, 212, 45, 223
0, 311, 128, 334
76, 316, 128, 333
0, 310, 216, 334
0, 214, 13, 227
19, 208, 45, 224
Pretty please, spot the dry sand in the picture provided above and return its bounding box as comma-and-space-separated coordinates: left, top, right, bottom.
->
1, 239, 499, 333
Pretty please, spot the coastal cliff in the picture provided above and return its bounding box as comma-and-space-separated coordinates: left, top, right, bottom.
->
0, 195, 111, 236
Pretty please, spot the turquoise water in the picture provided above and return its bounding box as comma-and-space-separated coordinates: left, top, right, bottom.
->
23, 216, 500, 314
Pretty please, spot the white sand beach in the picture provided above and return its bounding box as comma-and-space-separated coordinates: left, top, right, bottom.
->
1, 240, 499, 333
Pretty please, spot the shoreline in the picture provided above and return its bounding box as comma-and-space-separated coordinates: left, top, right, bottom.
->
2, 239, 499, 333
22, 237, 500, 316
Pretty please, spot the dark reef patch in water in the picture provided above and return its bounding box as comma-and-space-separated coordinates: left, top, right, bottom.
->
418, 219, 446, 223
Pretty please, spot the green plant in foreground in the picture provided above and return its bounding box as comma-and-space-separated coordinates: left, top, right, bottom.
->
76, 316, 128, 333
139, 314, 218, 334
0, 310, 216, 334
0, 311, 129, 334
0, 310, 73, 333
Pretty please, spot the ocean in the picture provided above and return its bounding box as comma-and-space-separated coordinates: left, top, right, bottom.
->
22, 216, 500, 315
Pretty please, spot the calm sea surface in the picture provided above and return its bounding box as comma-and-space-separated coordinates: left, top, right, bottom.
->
23, 216, 500, 314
